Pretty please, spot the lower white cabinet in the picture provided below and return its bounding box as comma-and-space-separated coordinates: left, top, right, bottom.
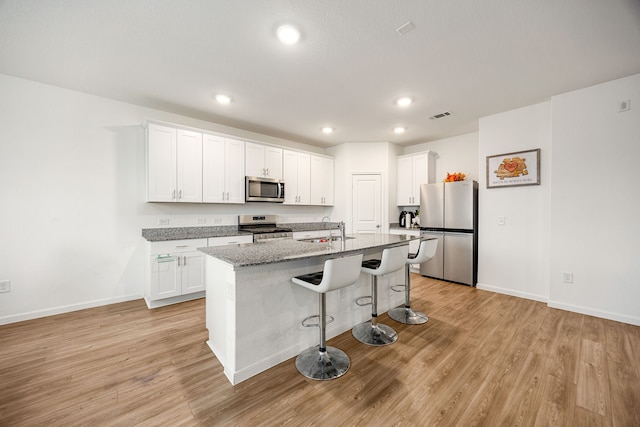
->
145, 235, 253, 308
146, 238, 207, 308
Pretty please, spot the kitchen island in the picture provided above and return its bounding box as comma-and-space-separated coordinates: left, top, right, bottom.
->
199, 233, 418, 385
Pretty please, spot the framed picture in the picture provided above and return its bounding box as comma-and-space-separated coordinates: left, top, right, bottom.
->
486, 148, 540, 188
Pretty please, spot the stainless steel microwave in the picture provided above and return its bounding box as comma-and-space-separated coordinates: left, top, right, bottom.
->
245, 176, 285, 203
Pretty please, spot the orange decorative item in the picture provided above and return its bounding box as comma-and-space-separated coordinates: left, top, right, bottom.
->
444, 172, 466, 182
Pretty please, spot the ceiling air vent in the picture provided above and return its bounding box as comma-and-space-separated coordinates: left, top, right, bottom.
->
428, 111, 452, 120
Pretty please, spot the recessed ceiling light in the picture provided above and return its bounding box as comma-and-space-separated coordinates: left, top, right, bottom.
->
215, 94, 232, 105
396, 97, 412, 107
394, 126, 406, 134
277, 25, 301, 45
322, 127, 334, 134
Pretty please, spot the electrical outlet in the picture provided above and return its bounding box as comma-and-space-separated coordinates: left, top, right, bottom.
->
497, 216, 505, 226
562, 272, 573, 283
197, 218, 207, 225
0, 280, 11, 293
213, 217, 222, 224
158, 218, 170, 226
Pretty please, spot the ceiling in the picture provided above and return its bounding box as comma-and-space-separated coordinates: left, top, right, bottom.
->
1, 1, 640, 148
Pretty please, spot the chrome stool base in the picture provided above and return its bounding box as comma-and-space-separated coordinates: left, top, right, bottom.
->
352, 321, 398, 346
295, 346, 350, 380
388, 306, 428, 325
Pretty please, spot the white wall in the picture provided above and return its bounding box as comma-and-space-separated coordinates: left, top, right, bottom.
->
327, 142, 399, 233
549, 74, 640, 324
0, 74, 332, 324
405, 132, 480, 182
477, 102, 552, 302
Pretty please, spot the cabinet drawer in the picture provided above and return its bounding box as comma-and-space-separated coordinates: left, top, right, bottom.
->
149, 238, 208, 255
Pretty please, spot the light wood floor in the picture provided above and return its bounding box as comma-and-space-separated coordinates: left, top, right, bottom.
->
1, 276, 639, 426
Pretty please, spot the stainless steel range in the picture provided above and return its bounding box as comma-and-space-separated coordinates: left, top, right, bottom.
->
238, 215, 293, 242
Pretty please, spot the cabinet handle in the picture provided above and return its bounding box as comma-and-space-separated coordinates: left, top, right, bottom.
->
183, 256, 187, 266
175, 245, 188, 248
179, 189, 183, 200
266, 168, 270, 176
177, 256, 181, 267
226, 192, 230, 200
172, 190, 176, 200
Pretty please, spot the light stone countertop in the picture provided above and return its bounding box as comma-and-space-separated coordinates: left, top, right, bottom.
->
198, 233, 419, 270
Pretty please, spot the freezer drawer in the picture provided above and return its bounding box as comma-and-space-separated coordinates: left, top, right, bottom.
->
419, 231, 444, 279
443, 232, 474, 286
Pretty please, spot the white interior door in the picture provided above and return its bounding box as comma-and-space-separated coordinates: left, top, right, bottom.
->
352, 174, 382, 234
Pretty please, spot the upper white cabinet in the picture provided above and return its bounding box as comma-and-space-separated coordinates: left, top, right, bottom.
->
310, 155, 334, 205
397, 151, 436, 206
202, 134, 245, 204
283, 150, 311, 205
147, 123, 203, 203
246, 142, 283, 179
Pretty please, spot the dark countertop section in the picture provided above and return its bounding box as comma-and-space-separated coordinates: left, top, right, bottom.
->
142, 222, 342, 242
198, 233, 419, 270
142, 226, 251, 242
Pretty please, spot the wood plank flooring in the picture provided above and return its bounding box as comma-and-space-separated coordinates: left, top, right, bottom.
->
1, 276, 639, 426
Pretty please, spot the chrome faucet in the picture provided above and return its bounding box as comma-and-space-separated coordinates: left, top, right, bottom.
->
321, 216, 333, 247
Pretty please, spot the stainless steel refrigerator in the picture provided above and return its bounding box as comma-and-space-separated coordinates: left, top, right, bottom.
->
419, 181, 478, 286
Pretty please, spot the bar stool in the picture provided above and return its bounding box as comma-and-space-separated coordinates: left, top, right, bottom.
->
292, 253, 364, 380
352, 245, 409, 346
388, 238, 438, 325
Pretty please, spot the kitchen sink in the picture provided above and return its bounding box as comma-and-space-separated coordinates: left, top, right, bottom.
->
298, 236, 355, 243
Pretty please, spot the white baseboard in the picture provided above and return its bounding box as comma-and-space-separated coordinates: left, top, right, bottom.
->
144, 291, 205, 309
547, 300, 640, 327
0, 293, 143, 325
476, 282, 548, 303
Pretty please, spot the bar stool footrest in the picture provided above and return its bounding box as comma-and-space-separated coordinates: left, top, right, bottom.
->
355, 296, 372, 307
391, 284, 406, 292
302, 314, 334, 328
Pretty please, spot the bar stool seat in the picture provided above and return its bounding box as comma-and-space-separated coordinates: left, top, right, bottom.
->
388, 238, 438, 324
292, 253, 363, 380
352, 245, 409, 346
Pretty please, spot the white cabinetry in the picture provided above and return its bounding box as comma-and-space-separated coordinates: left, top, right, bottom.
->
310, 155, 334, 205
146, 238, 207, 308
283, 150, 311, 205
203, 134, 245, 204
147, 123, 203, 203
246, 142, 283, 179
397, 151, 436, 206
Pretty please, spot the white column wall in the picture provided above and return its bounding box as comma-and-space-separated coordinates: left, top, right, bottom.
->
477, 102, 552, 302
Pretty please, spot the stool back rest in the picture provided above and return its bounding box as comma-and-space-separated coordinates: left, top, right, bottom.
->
320, 253, 364, 293
412, 238, 438, 264
378, 245, 410, 275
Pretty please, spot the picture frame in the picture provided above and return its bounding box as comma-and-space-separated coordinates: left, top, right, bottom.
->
486, 148, 540, 188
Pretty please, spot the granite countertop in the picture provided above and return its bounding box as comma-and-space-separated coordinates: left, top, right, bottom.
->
198, 233, 419, 270
141, 222, 342, 242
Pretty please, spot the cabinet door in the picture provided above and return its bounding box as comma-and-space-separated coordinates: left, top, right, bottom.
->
176, 129, 203, 203
296, 152, 311, 205
264, 146, 283, 179
310, 156, 334, 205
397, 156, 413, 205
202, 134, 226, 203
283, 150, 298, 204
224, 138, 246, 203
245, 142, 265, 177
181, 251, 205, 294
147, 124, 177, 202
149, 254, 181, 300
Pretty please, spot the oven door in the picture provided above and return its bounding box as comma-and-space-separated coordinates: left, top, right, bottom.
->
245, 177, 284, 202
